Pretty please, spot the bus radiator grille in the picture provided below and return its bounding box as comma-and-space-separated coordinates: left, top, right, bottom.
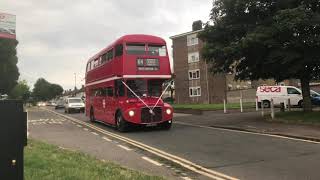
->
141, 107, 162, 123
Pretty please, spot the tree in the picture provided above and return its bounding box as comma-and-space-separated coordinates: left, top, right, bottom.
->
9, 80, 31, 103
199, 0, 320, 112
32, 78, 64, 101
50, 83, 64, 98
0, 39, 19, 95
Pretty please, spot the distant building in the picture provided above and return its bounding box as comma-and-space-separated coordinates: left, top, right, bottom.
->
170, 21, 226, 104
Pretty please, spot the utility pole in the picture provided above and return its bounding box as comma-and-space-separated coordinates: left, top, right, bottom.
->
74, 73, 77, 90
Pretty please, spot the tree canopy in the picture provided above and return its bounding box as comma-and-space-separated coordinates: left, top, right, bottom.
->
199, 0, 320, 111
9, 80, 31, 103
0, 39, 19, 95
32, 78, 64, 101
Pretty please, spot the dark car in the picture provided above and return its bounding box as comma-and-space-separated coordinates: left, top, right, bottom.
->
311, 90, 320, 106
55, 100, 64, 109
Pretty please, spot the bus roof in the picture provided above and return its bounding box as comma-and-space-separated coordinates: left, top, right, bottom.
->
88, 34, 166, 62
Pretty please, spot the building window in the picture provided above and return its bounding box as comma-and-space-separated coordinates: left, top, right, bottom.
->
189, 87, 201, 97
187, 34, 198, 46
188, 69, 200, 80
188, 52, 199, 63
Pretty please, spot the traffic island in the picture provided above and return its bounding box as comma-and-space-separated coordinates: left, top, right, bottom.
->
25, 139, 164, 180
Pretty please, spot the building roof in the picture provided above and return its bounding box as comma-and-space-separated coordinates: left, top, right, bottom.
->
169, 29, 204, 39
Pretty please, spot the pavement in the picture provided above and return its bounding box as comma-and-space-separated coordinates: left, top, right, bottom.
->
40, 107, 320, 180
174, 110, 320, 142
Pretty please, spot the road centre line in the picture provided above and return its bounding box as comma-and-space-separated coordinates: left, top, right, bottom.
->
117, 144, 132, 151
174, 121, 320, 145
46, 109, 238, 180
142, 156, 162, 166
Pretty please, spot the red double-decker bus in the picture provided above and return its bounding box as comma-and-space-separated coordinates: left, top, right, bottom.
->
85, 34, 173, 132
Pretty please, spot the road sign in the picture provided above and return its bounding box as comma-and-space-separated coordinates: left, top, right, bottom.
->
0, 12, 16, 39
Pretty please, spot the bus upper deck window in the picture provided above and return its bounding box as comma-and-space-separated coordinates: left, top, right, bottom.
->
126, 44, 145, 55
148, 45, 167, 56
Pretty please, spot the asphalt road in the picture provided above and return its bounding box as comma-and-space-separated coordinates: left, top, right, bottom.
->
46, 107, 320, 180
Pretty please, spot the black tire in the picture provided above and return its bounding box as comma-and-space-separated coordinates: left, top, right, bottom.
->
116, 113, 129, 132
89, 108, 95, 122
262, 100, 270, 108
298, 100, 303, 108
160, 120, 172, 130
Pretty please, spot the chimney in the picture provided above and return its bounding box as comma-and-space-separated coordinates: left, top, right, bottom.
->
192, 20, 203, 31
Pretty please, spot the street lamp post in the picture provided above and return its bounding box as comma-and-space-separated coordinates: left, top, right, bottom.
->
74, 73, 77, 90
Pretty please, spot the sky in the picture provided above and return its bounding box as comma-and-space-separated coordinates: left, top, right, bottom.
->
1, 0, 212, 90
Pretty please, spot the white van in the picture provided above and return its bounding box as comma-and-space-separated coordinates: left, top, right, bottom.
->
256, 86, 303, 108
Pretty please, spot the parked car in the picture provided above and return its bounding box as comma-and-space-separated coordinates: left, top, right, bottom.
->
64, 97, 85, 113
55, 100, 65, 109
311, 90, 320, 106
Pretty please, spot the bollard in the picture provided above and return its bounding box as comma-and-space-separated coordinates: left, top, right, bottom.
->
240, 98, 243, 113
271, 98, 275, 119
261, 101, 264, 117
255, 97, 259, 111
288, 98, 291, 112
284, 100, 287, 110
223, 99, 227, 114
280, 102, 285, 112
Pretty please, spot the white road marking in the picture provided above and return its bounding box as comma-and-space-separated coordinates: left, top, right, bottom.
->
175, 121, 320, 144
181, 177, 193, 180
117, 145, 132, 151
142, 156, 162, 166
102, 136, 112, 142
181, 173, 188, 176
91, 132, 99, 136
46, 109, 237, 180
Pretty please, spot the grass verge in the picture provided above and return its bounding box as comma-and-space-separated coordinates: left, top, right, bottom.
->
272, 111, 320, 125
25, 139, 164, 180
173, 102, 255, 111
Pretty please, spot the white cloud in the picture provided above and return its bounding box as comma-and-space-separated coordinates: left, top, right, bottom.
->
1, 0, 212, 90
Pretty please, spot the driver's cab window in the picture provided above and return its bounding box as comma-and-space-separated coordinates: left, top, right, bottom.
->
287, 88, 301, 95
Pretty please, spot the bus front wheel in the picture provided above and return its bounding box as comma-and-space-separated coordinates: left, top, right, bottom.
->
116, 113, 128, 132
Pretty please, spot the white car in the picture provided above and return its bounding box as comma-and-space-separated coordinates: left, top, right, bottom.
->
64, 98, 85, 113
37, 102, 46, 107
256, 86, 303, 108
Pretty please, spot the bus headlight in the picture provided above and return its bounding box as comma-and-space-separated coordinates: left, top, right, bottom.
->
166, 109, 172, 115
129, 110, 135, 117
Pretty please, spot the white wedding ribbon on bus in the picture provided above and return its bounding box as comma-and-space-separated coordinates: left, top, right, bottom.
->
121, 80, 173, 114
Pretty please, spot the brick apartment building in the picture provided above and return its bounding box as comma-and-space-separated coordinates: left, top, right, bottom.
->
170, 21, 226, 104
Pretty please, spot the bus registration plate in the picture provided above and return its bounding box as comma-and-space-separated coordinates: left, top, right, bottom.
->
146, 123, 157, 127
